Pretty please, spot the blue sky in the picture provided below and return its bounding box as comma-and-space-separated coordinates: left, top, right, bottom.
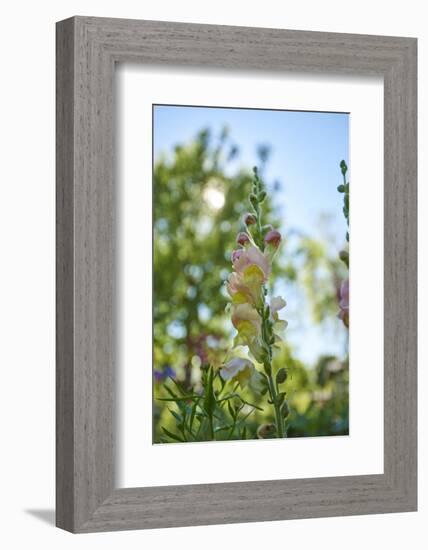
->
153, 104, 349, 365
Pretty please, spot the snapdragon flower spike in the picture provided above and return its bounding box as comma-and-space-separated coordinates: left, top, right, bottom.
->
227, 233, 286, 363
337, 160, 350, 326
225, 166, 288, 438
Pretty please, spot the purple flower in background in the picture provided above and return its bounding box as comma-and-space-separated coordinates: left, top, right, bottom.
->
163, 365, 175, 378
338, 279, 349, 328
154, 365, 176, 383
154, 370, 164, 383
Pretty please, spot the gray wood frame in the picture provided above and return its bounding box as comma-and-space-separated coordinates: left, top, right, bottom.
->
56, 16, 417, 533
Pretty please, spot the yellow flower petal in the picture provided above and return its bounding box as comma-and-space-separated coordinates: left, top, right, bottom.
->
234, 366, 252, 388
235, 320, 257, 338
231, 291, 249, 304
242, 264, 265, 286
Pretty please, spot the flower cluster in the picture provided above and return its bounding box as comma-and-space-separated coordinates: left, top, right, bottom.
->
337, 160, 350, 328
221, 167, 287, 386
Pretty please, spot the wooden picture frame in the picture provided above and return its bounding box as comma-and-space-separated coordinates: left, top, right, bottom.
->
56, 16, 417, 533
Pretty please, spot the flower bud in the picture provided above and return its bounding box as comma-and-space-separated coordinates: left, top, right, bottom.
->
276, 368, 288, 384
339, 249, 349, 268
257, 423, 275, 439
281, 400, 290, 418
244, 213, 257, 226
264, 229, 282, 249
236, 232, 250, 247
276, 392, 286, 406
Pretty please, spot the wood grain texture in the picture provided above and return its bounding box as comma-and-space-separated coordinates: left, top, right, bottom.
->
56, 18, 75, 532
56, 16, 417, 533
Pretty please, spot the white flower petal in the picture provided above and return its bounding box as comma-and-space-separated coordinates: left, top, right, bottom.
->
275, 319, 288, 331
270, 296, 286, 313
221, 357, 255, 381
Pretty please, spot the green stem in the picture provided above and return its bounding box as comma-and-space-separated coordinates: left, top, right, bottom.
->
208, 412, 215, 441
265, 364, 284, 438
260, 308, 284, 438
252, 167, 285, 438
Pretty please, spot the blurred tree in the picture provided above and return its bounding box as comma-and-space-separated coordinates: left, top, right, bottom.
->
295, 235, 346, 324
153, 128, 277, 389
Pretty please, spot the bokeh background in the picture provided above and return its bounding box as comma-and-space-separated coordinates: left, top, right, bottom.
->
153, 104, 349, 441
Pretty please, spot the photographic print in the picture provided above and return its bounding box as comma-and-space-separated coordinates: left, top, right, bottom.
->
153, 104, 349, 444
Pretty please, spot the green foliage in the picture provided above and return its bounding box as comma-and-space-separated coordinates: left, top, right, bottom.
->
287, 355, 349, 437
294, 236, 346, 324
156, 367, 263, 442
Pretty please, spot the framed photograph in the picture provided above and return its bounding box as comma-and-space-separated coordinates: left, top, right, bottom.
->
56, 16, 417, 532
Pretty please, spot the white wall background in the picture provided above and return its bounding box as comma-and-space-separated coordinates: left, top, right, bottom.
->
0, 1, 424, 548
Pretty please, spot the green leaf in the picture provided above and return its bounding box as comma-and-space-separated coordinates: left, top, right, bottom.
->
189, 402, 198, 431
164, 385, 179, 400
156, 395, 200, 402
239, 397, 264, 411
203, 366, 215, 416
167, 407, 182, 423
161, 427, 184, 443
215, 424, 234, 433
168, 377, 187, 396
